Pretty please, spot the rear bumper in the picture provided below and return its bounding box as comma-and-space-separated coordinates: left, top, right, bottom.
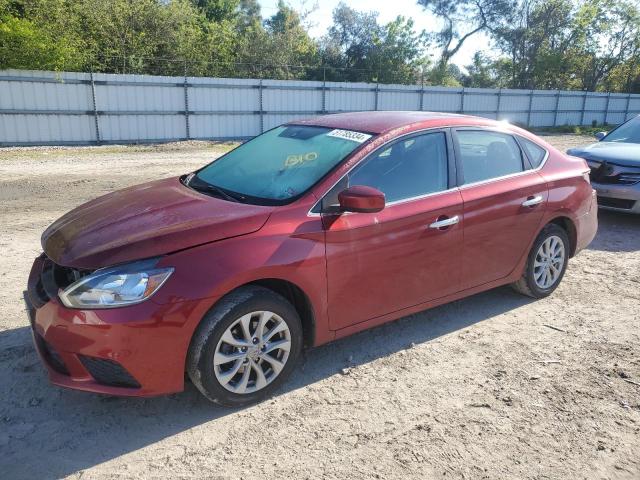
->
592, 181, 640, 214
26, 256, 213, 397
575, 189, 599, 255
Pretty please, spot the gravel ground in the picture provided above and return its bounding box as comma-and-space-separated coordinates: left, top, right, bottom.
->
0, 135, 639, 480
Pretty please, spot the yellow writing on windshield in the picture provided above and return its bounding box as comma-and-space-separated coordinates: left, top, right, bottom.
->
284, 152, 318, 167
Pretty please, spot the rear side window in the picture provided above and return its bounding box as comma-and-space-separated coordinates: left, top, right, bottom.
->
456, 130, 524, 184
518, 137, 547, 168
348, 131, 448, 203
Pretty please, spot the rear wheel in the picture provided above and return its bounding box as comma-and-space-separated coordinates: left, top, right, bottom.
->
512, 223, 569, 298
187, 286, 302, 406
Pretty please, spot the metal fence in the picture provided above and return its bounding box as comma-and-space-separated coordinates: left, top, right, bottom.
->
2, 69, 640, 146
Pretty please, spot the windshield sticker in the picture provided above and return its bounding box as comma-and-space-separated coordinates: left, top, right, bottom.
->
284, 151, 318, 167
326, 129, 372, 143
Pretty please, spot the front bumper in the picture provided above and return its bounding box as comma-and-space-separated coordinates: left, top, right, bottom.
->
592, 181, 640, 214
26, 255, 212, 397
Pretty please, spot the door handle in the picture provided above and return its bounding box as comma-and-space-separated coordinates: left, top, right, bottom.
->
522, 195, 543, 207
429, 215, 459, 229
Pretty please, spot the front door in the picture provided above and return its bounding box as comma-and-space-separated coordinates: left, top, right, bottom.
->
322, 131, 464, 331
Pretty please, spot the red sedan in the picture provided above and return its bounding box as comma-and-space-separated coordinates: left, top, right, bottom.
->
27, 112, 598, 406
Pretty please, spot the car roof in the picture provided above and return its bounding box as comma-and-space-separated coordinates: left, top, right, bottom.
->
289, 111, 499, 135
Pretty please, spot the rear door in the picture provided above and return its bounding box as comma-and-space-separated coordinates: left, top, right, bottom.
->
321, 130, 464, 330
453, 128, 548, 289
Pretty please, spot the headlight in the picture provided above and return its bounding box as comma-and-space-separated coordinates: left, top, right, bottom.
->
59, 258, 174, 309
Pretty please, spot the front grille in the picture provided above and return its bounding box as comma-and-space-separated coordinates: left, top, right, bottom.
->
27, 254, 90, 308
617, 174, 640, 185
34, 333, 69, 375
590, 163, 640, 185
597, 196, 636, 210
79, 355, 141, 389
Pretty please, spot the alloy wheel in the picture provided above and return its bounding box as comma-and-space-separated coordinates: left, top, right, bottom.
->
214, 311, 291, 394
533, 235, 565, 289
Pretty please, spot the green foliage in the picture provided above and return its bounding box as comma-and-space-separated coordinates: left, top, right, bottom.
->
0, 0, 84, 70
190, 0, 239, 22
425, 62, 462, 87
453, 0, 640, 92
372, 16, 428, 84
461, 52, 502, 88
1, 0, 640, 94
236, 0, 319, 79
320, 3, 428, 84
0, 14, 75, 70
417, 0, 514, 70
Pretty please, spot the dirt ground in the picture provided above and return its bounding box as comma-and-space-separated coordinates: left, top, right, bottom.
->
0, 135, 638, 480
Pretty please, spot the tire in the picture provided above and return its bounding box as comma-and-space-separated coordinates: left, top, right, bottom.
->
187, 285, 302, 406
512, 223, 570, 299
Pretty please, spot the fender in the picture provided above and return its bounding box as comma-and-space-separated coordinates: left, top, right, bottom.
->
151, 200, 333, 348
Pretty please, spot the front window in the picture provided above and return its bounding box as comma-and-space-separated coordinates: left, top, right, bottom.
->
348, 132, 448, 203
318, 131, 448, 211
193, 125, 371, 204
603, 116, 640, 143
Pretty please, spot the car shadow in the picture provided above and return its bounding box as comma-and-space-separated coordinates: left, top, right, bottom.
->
588, 210, 640, 252
1, 286, 533, 479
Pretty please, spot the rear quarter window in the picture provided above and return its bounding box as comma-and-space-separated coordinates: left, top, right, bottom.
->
519, 137, 547, 168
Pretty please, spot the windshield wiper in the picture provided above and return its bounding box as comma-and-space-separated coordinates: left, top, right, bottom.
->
185, 175, 247, 203
203, 184, 247, 203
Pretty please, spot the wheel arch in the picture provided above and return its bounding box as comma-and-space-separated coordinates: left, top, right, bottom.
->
508, 213, 578, 285
248, 278, 316, 348
197, 277, 317, 349
547, 215, 578, 257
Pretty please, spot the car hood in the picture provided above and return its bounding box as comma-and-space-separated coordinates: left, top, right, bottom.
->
42, 177, 272, 269
567, 142, 640, 168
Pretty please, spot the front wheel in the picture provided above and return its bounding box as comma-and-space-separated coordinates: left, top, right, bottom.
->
187, 286, 302, 406
512, 223, 570, 298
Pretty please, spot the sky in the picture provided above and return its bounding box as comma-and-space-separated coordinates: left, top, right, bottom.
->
257, 0, 493, 68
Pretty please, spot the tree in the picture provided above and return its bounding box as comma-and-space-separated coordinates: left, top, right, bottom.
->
425, 62, 463, 86
489, 0, 640, 91
417, 0, 514, 72
238, 0, 319, 79
0, 14, 80, 70
0, 0, 86, 71
461, 52, 502, 87
72, 0, 204, 73
321, 3, 384, 81
236, 0, 261, 32
320, 3, 428, 83
3, 0, 640, 91
162, 0, 229, 77
574, 0, 640, 91
491, 0, 575, 89
190, 0, 239, 22
371, 16, 429, 84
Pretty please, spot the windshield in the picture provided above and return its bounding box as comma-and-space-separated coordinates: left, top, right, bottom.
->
604, 116, 640, 144
194, 125, 371, 204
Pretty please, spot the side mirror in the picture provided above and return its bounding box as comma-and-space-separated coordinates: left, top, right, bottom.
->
595, 131, 607, 141
338, 185, 385, 213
